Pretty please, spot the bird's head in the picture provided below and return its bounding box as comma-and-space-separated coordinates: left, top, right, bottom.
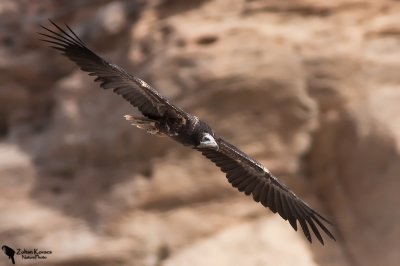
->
197, 133, 219, 150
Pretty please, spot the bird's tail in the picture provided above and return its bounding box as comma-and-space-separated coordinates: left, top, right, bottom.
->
124, 115, 164, 136
11, 256, 15, 264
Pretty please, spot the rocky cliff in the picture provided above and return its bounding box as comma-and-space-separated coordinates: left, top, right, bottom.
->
1, 0, 399, 265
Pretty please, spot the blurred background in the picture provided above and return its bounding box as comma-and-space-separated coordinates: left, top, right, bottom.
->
1, 0, 400, 265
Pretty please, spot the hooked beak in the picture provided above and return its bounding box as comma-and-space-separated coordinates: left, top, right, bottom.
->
198, 133, 219, 150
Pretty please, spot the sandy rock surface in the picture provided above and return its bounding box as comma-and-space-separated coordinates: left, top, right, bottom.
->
1, 0, 399, 265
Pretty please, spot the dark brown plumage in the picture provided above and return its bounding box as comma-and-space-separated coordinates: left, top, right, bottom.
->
39, 20, 335, 245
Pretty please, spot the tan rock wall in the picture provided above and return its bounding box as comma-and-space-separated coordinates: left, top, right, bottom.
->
1, 0, 399, 265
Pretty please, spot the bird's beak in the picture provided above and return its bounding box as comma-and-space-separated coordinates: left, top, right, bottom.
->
198, 135, 219, 150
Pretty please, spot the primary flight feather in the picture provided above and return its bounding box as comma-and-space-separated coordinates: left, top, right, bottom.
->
39, 20, 335, 245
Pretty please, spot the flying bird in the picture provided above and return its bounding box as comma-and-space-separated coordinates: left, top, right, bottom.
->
39, 20, 335, 245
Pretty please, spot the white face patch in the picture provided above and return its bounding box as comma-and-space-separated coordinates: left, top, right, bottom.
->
198, 133, 219, 150
202, 134, 213, 142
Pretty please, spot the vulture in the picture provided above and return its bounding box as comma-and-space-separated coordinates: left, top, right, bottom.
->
39, 20, 335, 245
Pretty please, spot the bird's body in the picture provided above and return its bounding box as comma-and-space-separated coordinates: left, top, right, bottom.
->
39, 20, 336, 245
126, 110, 214, 148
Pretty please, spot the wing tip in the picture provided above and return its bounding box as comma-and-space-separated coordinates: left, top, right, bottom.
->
38, 20, 87, 51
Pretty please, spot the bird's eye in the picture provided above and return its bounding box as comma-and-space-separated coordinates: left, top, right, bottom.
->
203, 136, 211, 141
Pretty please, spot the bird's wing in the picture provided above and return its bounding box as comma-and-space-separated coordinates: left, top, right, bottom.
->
39, 20, 187, 120
197, 138, 335, 245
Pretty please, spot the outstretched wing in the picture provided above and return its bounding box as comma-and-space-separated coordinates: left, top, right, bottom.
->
39, 20, 187, 120
197, 138, 335, 245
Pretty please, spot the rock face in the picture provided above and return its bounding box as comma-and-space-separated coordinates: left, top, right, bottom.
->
1, 0, 400, 265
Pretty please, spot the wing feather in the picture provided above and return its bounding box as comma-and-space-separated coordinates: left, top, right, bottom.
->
197, 138, 335, 245
306, 216, 324, 244
299, 218, 312, 242
251, 182, 263, 202
267, 186, 277, 213
259, 182, 270, 208
236, 176, 254, 192
244, 179, 258, 196
39, 20, 187, 120
279, 192, 290, 221
282, 194, 298, 231
275, 190, 286, 220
